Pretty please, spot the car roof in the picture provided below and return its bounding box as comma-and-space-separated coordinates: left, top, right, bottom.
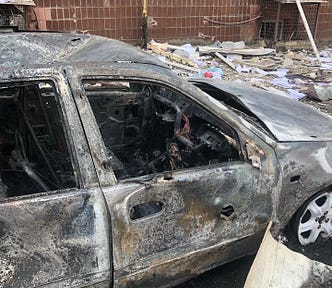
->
0, 32, 167, 68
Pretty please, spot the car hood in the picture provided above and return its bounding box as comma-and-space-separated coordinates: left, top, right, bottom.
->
191, 79, 332, 142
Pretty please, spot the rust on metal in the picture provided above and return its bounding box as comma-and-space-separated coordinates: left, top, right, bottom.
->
0, 32, 331, 288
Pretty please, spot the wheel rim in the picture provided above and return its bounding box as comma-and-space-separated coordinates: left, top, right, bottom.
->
298, 192, 332, 245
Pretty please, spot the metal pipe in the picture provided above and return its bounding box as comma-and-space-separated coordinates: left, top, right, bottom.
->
36, 87, 56, 145
175, 134, 194, 149
295, 0, 320, 59
142, 0, 148, 49
17, 101, 61, 187
274, 3, 281, 43
143, 0, 147, 17
22, 163, 49, 192
153, 93, 182, 133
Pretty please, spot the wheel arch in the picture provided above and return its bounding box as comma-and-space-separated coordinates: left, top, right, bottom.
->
272, 142, 332, 237
292, 185, 332, 219
291, 186, 332, 245
273, 183, 332, 237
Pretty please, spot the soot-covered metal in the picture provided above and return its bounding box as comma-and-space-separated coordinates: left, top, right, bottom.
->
84, 80, 240, 180
0, 32, 331, 288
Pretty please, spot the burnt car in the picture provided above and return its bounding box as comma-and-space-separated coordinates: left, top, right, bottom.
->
0, 32, 331, 288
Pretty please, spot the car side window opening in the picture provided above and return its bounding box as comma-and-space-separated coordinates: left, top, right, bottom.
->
84, 79, 241, 180
0, 81, 76, 198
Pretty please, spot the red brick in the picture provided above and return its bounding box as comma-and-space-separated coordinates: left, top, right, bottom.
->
27, 0, 332, 42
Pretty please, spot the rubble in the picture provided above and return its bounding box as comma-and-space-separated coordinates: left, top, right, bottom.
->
190, 67, 223, 79
147, 40, 332, 115
245, 223, 332, 288
314, 84, 332, 101
215, 52, 237, 71
198, 46, 275, 56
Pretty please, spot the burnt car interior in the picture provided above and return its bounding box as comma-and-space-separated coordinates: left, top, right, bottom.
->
84, 80, 242, 180
192, 82, 274, 137
0, 81, 76, 198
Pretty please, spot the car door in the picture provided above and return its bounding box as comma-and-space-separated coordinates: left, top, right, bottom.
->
0, 70, 112, 288
68, 65, 279, 288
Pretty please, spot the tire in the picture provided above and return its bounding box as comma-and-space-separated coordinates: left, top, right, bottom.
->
293, 191, 332, 245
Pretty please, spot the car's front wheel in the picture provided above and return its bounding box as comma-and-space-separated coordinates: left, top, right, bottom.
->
294, 191, 332, 245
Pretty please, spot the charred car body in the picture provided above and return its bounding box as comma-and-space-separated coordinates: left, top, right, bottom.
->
0, 32, 331, 288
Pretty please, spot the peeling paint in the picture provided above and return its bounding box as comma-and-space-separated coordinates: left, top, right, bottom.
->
314, 147, 332, 174
0, 32, 331, 288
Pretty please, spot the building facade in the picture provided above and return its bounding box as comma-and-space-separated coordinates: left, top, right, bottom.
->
26, 0, 332, 44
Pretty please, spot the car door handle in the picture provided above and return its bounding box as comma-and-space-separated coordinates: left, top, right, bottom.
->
223, 169, 234, 177
129, 201, 164, 221
219, 205, 235, 220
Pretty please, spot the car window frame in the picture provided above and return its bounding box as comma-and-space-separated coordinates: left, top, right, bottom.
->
0, 69, 99, 199
76, 74, 247, 182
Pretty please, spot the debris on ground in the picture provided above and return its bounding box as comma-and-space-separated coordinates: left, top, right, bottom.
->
245, 223, 332, 288
148, 40, 332, 288
147, 40, 332, 116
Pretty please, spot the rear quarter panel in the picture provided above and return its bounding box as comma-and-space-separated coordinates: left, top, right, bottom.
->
0, 188, 111, 288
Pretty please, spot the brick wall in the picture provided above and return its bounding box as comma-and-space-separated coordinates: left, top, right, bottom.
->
317, 0, 332, 41
28, 0, 332, 44
29, 0, 260, 44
